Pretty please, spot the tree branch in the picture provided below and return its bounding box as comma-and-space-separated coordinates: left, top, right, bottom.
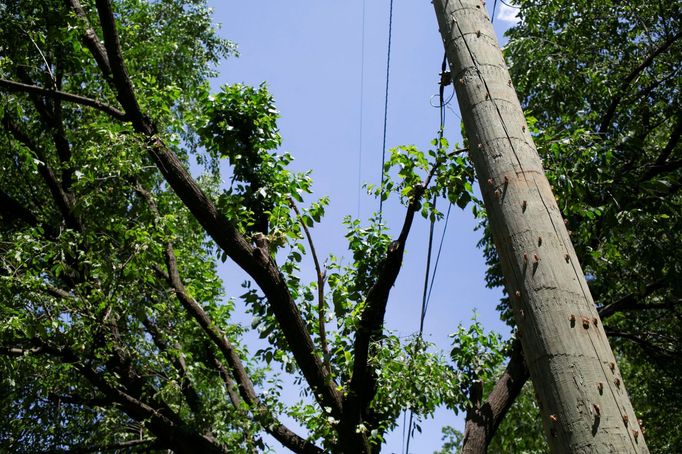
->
342, 163, 444, 446
57, 438, 162, 454
289, 198, 331, 374
597, 279, 667, 319
141, 315, 204, 418
461, 340, 529, 454
91, 0, 342, 420
65, 0, 114, 79
8, 338, 227, 453
2, 113, 82, 231
599, 30, 682, 134
135, 186, 322, 454
0, 78, 126, 121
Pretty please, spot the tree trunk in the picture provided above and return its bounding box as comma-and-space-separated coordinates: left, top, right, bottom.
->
432, 1, 648, 452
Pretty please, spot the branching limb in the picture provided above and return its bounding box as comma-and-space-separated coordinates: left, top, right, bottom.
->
89, 0, 342, 420
65, 0, 113, 79
599, 30, 682, 133
289, 198, 331, 374
2, 339, 226, 453
461, 340, 529, 454
135, 186, 322, 454
140, 315, 204, 417
0, 78, 126, 121
1, 113, 82, 231
342, 160, 444, 446
598, 279, 666, 319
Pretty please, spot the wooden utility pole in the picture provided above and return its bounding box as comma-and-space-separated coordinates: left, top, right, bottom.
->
432, 1, 648, 452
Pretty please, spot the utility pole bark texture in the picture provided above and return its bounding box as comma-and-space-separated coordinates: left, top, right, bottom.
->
432, 1, 648, 452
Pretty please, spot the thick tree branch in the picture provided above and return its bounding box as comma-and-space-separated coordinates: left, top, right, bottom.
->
348, 163, 441, 410
0, 78, 126, 121
342, 164, 443, 448
604, 328, 680, 361
90, 0, 342, 420
597, 279, 666, 319
4, 339, 227, 453
461, 340, 529, 454
134, 187, 321, 453
2, 114, 82, 231
65, 0, 113, 79
289, 198, 331, 374
639, 116, 682, 182
599, 30, 682, 134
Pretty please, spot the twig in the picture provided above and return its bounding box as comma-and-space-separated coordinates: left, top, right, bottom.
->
0, 78, 126, 121
288, 197, 331, 374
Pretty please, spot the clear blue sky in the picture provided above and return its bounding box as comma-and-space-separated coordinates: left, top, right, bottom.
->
206, 1, 519, 452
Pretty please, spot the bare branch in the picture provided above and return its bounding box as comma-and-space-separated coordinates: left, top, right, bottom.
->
0, 78, 126, 121
289, 198, 331, 374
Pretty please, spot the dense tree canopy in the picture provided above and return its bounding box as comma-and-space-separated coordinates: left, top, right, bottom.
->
0, 0, 477, 452
0, 0, 679, 452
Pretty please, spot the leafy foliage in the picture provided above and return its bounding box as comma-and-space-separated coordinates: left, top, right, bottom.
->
0, 1, 494, 452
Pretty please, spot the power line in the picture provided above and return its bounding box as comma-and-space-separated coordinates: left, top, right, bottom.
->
378, 0, 395, 223
357, 0, 366, 219
405, 53, 453, 454
492, 0, 498, 23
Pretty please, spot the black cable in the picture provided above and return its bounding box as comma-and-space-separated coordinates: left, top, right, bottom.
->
492, 0, 498, 23
378, 0, 395, 224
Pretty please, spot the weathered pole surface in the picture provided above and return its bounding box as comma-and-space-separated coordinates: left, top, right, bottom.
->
432, 1, 648, 452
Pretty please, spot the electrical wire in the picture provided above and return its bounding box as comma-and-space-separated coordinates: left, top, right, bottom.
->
358, 0, 366, 219
405, 53, 453, 454
378, 0, 395, 224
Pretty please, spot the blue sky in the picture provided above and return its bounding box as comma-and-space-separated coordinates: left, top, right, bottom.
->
206, 1, 519, 452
